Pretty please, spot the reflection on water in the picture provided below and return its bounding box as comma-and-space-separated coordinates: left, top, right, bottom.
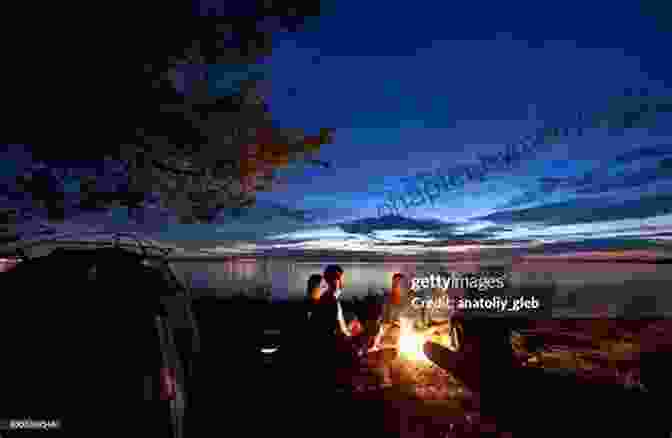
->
171, 258, 273, 294
168, 258, 672, 316
169, 259, 500, 300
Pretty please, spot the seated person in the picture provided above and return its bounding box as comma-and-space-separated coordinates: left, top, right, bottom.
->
305, 273, 325, 322
370, 273, 409, 351
357, 295, 383, 349
370, 275, 455, 352
343, 310, 366, 355
278, 274, 325, 365
304, 266, 359, 363
304, 273, 338, 344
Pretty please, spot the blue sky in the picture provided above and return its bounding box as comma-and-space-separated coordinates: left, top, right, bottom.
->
3, 0, 672, 258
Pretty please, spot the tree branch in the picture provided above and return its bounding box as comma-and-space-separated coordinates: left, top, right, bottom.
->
150, 158, 205, 176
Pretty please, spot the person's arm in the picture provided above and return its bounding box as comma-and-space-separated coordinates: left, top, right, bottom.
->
371, 301, 398, 349
419, 320, 451, 337
381, 296, 391, 324
371, 322, 389, 349
335, 301, 351, 337
372, 299, 387, 344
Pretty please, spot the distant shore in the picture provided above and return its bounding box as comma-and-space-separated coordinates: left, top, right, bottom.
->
167, 250, 672, 264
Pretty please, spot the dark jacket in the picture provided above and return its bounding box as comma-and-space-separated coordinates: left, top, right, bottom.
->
306, 297, 339, 342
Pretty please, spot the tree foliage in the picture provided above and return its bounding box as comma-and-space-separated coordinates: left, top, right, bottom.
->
2, 1, 335, 225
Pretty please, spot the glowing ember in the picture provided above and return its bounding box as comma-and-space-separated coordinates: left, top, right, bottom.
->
398, 317, 430, 362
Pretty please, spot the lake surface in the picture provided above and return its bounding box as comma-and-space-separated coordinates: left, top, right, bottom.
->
169, 257, 672, 317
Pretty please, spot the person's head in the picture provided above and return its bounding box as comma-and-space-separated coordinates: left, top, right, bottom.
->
391, 273, 405, 293
323, 265, 345, 290
306, 274, 324, 302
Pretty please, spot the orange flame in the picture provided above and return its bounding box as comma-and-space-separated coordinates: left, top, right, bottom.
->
398, 317, 430, 362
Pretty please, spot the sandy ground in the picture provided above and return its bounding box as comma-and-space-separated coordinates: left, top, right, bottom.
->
332, 318, 663, 395
284, 318, 671, 436
189, 298, 672, 436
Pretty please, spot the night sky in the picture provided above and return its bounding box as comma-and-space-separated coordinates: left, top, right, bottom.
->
3, 0, 672, 258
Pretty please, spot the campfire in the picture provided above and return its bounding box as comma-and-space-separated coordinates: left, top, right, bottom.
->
398, 317, 431, 363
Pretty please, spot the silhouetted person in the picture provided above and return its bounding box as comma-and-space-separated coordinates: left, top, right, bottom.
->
422, 269, 524, 433
385, 272, 406, 318
305, 273, 325, 322
358, 293, 384, 350
304, 272, 348, 352
371, 273, 411, 350
322, 265, 358, 348
319, 265, 350, 338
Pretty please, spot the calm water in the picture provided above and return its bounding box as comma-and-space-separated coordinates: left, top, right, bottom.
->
169, 257, 672, 316
170, 258, 514, 298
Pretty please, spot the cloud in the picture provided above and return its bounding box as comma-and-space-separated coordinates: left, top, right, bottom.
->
497, 152, 672, 210
219, 201, 320, 224
481, 194, 672, 226
244, 213, 546, 256
336, 214, 449, 235
412, 224, 516, 241
613, 144, 672, 164
526, 238, 665, 255
220, 200, 361, 226
165, 207, 672, 256
380, 238, 534, 247
498, 190, 544, 209
575, 163, 672, 195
